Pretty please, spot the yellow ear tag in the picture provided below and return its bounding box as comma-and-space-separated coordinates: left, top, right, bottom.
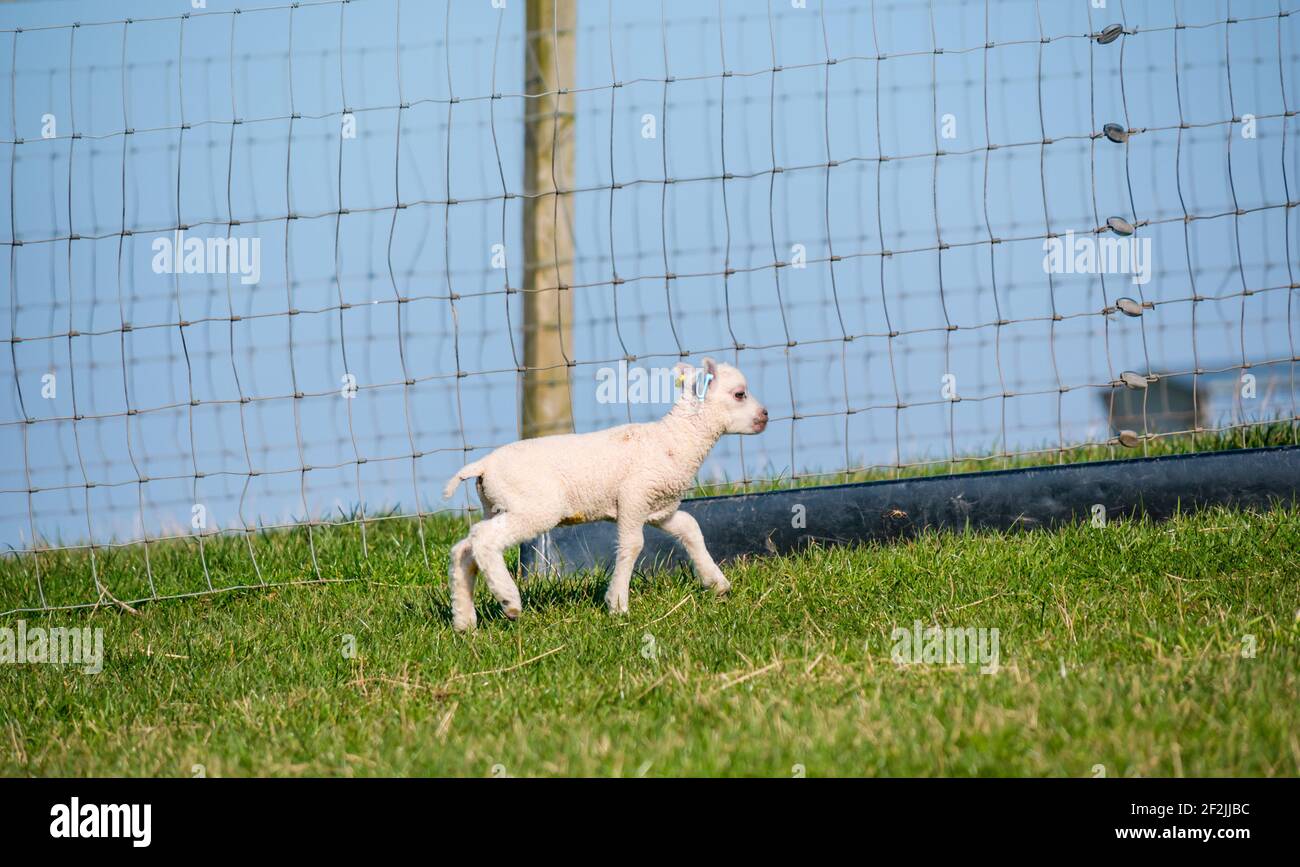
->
675, 373, 685, 387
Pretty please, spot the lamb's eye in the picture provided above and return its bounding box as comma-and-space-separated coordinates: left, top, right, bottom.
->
734, 391, 746, 401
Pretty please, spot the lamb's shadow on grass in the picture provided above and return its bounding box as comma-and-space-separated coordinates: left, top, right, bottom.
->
514, 574, 607, 620
419, 560, 701, 628
415, 574, 601, 629
462, 567, 701, 626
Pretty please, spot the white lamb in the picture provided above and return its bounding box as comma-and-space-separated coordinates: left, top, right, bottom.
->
441, 357, 768, 631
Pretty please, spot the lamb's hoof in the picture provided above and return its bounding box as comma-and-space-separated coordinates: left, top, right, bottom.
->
708, 577, 732, 597
452, 614, 477, 633
502, 603, 522, 621
605, 594, 629, 616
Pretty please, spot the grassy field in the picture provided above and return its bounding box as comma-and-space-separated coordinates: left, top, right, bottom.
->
2, 503, 1298, 776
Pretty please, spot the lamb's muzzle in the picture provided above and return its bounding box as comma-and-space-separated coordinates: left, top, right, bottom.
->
442, 357, 764, 630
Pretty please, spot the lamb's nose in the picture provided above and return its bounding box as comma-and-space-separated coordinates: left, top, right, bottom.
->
759, 408, 769, 419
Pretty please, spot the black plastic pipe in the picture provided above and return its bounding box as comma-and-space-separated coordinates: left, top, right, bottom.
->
521, 445, 1300, 576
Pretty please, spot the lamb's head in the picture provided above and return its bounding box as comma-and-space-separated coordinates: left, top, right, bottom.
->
672, 357, 768, 435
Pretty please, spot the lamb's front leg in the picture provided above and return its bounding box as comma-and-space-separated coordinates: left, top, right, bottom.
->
654, 509, 730, 595
605, 513, 645, 615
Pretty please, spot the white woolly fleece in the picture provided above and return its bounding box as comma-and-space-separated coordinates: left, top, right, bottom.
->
441, 357, 767, 630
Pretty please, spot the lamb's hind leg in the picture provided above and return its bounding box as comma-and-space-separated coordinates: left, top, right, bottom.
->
448, 537, 479, 632
468, 513, 540, 621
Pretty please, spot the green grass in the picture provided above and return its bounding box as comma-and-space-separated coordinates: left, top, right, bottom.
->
6, 424, 1291, 616
2, 504, 1298, 776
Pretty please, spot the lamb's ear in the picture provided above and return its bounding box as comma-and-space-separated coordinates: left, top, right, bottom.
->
672, 361, 695, 389
700, 357, 719, 379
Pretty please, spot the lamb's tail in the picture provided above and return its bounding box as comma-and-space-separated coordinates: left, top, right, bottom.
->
442, 459, 488, 500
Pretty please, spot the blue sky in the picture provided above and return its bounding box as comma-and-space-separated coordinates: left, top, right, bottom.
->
1, 0, 1297, 552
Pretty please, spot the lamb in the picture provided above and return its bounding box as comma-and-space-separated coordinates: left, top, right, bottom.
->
441, 357, 768, 631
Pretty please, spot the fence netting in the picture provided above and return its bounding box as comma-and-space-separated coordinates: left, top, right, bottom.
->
2, 0, 1296, 614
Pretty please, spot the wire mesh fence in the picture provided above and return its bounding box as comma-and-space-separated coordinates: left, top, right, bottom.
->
1, 0, 1297, 616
